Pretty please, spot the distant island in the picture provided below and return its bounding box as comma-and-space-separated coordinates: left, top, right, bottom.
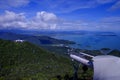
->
96, 32, 117, 36
97, 34, 117, 36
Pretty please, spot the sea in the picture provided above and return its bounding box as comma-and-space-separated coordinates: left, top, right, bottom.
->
51, 32, 120, 50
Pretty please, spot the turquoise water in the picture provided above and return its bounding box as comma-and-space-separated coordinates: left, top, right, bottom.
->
52, 33, 120, 50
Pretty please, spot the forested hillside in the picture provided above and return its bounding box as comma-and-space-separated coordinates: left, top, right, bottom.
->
0, 39, 92, 80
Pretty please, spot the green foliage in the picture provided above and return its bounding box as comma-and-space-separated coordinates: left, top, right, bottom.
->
0, 39, 73, 80
42, 46, 70, 55
0, 39, 93, 80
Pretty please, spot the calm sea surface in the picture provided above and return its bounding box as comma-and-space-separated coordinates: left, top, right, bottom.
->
52, 33, 120, 50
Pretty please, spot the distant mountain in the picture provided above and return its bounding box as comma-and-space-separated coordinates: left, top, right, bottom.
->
0, 29, 90, 36
0, 29, 117, 36
0, 31, 75, 46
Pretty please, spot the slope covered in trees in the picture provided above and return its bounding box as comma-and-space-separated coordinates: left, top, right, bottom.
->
0, 39, 92, 80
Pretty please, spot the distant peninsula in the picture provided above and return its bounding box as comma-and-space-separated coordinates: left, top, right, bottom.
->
0, 31, 76, 46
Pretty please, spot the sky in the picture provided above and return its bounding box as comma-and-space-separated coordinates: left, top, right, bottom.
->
0, 0, 120, 31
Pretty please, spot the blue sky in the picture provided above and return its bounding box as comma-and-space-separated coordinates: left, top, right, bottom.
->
0, 0, 120, 31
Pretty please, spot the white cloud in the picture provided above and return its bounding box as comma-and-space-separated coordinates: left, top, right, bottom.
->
36, 11, 57, 22
0, 0, 29, 9
0, 11, 120, 31
0, 10, 25, 22
0, 11, 27, 29
31, 11, 58, 30
0, 11, 58, 30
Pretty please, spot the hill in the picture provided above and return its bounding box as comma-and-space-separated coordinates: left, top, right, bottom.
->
0, 39, 93, 80
0, 39, 74, 80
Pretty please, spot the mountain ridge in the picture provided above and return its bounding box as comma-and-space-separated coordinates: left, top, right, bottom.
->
0, 39, 74, 80
0, 31, 75, 46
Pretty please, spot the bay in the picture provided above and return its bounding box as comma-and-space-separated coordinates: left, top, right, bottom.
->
51, 32, 120, 50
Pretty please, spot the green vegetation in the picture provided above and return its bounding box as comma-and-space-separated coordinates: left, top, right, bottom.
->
42, 46, 70, 55
0, 39, 93, 80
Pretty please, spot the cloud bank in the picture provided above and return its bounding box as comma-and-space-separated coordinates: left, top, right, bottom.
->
0, 10, 120, 31
0, 11, 58, 30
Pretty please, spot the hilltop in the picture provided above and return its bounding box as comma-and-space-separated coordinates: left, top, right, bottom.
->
0, 39, 73, 80
0, 39, 93, 80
